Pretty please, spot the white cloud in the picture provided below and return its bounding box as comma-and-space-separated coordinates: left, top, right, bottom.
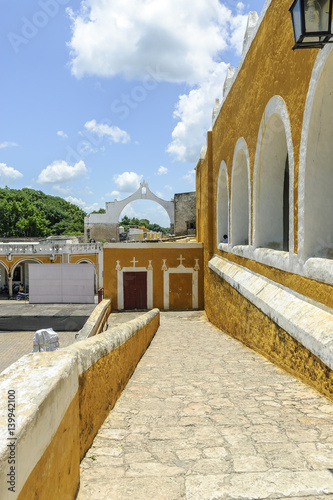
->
64, 196, 100, 213
105, 190, 121, 199
0, 163, 23, 182
37, 160, 87, 184
68, 0, 243, 84
84, 119, 130, 143
0, 142, 18, 149
167, 62, 228, 162
229, 13, 248, 55
68, 0, 249, 163
165, 184, 173, 191
113, 171, 143, 192
182, 169, 196, 186
157, 166, 168, 175
57, 130, 68, 139
52, 185, 73, 195
65, 196, 85, 206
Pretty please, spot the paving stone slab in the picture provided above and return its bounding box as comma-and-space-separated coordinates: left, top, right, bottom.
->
77, 311, 333, 500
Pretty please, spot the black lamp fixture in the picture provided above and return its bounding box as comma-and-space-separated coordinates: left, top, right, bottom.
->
289, 0, 333, 48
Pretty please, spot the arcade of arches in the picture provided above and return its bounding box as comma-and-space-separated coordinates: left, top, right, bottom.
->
195, 0, 333, 396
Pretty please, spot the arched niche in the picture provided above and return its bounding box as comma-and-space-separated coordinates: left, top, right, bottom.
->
0, 262, 9, 295
299, 46, 333, 259
12, 258, 42, 288
253, 96, 294, 252
231, 139, 251, 246
216, 161, 229, 245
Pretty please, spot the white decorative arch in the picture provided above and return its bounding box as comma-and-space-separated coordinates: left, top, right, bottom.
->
298, 44, 333, 260
106, 180, 174, 225
0, 261, 9, 274
230, 138, 251, 246
11, 257, 43, 272
253, 96, 295, 252
216, 161, 229, 246
75, 258, 95, 265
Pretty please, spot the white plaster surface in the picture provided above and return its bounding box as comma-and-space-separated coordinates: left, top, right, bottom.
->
230, 139, 251, 246
85, 181, 174, 227
252, 96, 294, 251
209, 255, 333, 371
29, 263, 95, 304
77, 299, 111, 340
0, 351, 79, 500
216, 162, 229, 245
298, 45, 333, 260
68, 308, 159, 374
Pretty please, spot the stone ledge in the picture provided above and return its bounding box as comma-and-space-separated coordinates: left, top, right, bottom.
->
69, 308, 160, 375
209, 255, 333, 371
0, 351, 79, 499
0, 308, 160, 499
76, 299, 111, 341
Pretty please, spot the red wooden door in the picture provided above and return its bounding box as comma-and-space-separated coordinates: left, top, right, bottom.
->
123, 272, 147, 310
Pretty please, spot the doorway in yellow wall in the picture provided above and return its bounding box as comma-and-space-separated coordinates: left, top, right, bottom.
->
169, 273, 192, 310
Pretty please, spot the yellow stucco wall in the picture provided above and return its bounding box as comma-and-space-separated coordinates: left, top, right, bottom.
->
0, 254, 63, 278
0, 253, 99, 284
17, 393, 80, 500
210, 1, 318, 254
103, 244, 204, 310
198, 0, 318, 253
205, 269, 333, 402
195, 0, 333, 399
196, 0, 329, 297
9, 309, 159, 499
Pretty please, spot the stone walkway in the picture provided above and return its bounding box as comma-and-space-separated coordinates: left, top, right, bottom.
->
77, 311, 333, 500
0, 331, 76, 373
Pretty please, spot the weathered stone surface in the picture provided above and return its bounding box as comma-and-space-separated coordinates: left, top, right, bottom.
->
77, 311, 333, 499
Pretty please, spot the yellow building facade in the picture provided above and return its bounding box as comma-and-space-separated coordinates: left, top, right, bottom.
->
0, 240, 103, 297
196, 0, 333, 398
103, 243, 204, 311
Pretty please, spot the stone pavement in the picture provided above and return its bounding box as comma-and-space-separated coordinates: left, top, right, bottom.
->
0, 311, 144, 374
77, 311, 333, 499
0, 331, 77, 373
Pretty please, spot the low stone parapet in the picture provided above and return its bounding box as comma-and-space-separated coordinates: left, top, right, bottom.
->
208, 255, 333, 401
76, 298, 111, 340
0, 308, 160, 500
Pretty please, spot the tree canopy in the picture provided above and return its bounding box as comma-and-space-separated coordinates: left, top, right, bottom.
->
0, 187, 86, 237
119, 215, 170, 235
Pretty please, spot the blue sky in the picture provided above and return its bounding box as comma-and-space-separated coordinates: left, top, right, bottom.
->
1, 0, 266, 227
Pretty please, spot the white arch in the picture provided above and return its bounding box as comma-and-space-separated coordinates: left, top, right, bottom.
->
106, 180, 174, 225
230, 138, 251, 246
298, 44, 333, 260
76, 258, 95, 265
253, 96, 295, 252
216, 161, 229, 246
11, 257, 43, 272
0, 261, 9, 274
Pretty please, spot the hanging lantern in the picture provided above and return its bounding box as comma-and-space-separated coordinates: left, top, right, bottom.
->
289, 0, 333, 48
